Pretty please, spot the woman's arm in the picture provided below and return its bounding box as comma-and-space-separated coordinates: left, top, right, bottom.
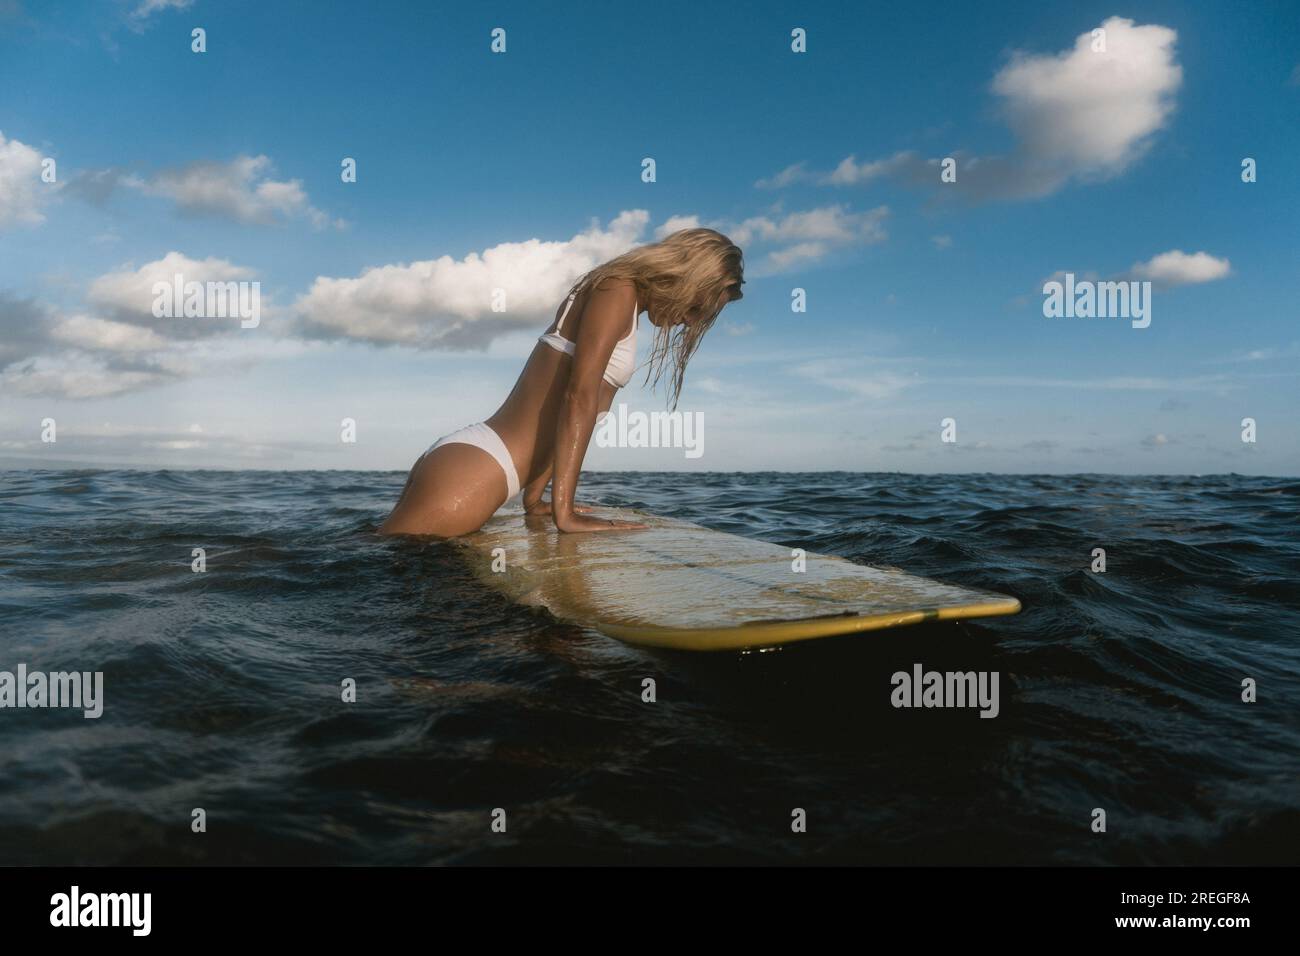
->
551, 280, 646, 533
521, 465, 552, 514
522, 463, 599, 516
523, 384, 616, 514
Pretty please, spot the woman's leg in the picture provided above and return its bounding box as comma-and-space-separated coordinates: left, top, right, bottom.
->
379, 442, 509, 536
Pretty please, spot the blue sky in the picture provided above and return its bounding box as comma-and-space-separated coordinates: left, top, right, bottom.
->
1, 0, 1297, 473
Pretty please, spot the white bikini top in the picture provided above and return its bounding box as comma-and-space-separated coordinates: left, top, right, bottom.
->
538, 291, 638, 388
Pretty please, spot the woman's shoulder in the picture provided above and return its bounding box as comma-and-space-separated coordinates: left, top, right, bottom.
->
587, 275, 637, 299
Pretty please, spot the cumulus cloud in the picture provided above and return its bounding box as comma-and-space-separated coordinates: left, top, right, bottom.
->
0, 289, 183, 399
70, 155, 341, 228
1036, 249, 1228, 301
88, 250, 258, 335
990, 17, 1180, 191
2, 199, 882, 396
0, 131, 49, 228
727, 204, 887, 246
1128, 250, 1231, 287
723, 204, 889, 275
0, 251, 279, 399
296, 210, 650, 349
133, 155, 341, 228
760, 17, 1182, 202
48, 314, 170, 352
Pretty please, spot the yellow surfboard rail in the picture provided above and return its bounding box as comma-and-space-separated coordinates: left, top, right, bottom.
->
597, 598, 1023, 652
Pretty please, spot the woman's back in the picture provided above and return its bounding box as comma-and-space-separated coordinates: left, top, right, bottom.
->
487, 282, 629, 488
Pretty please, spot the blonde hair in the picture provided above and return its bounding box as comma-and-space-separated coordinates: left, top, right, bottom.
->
564, 228, 744, 408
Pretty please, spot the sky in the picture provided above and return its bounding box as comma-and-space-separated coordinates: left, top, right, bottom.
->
0, 0, 1297, 474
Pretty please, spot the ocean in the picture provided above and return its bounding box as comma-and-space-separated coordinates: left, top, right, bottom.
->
1, 469, 1297, 864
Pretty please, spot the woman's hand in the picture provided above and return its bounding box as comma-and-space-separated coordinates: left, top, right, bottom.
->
555, 513, 648, 533
524, 498, 593, 516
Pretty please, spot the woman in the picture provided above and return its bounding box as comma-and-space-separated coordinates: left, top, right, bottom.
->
379, 227, 744, 537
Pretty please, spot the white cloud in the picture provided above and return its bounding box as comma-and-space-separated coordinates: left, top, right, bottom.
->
825, 151, 915, 186
753, 162, 809, 190
0, 354, 172, 399
0, 287, 198, 398
0, 253, 279, 399
1037, 249, 1228, 298
762, 17, 1182, 202
724, 204, 889, 275
762, 241, 831, 271
728, 205, 887, 246
128, 155, 341, 228
127, 0, 193, 30
0, 131, 49, 228
49, 314, 170, 351
88, 251, 256, 330
654, 214, 701, 237
756, 152, 913, 189
0, 292, 313, 400
296, 210, 650, 349
1128, 250, 1230, 287
992, 18, 1181, 187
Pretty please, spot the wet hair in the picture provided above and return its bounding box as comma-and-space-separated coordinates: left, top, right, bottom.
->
564, 227, 744, 408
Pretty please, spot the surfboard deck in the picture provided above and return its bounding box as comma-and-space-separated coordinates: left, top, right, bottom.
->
457, 505, 1021, 652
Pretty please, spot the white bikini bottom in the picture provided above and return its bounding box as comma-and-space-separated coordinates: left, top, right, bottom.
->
424, 422, 521, 498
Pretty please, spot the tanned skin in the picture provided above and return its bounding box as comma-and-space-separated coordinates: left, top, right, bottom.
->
379, 278, 736, 537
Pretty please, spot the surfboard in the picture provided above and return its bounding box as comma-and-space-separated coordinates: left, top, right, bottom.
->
457, 505, 1021, 652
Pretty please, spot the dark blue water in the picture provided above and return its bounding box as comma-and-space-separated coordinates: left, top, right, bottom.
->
1, 470, 1297, 865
